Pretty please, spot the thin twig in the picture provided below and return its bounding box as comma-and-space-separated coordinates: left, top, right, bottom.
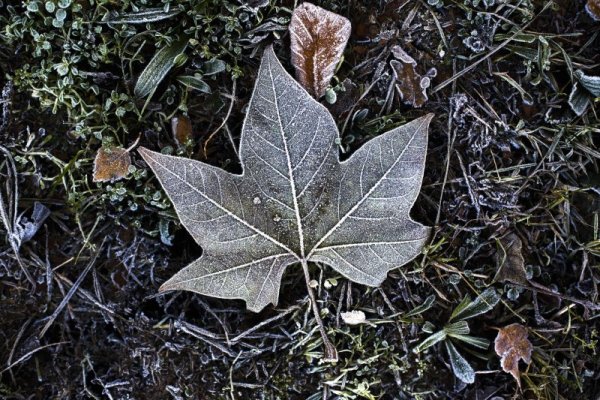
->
229, 303, 302, 344
6, 317, 32, 384
228, 351, 243, 400
300, 259, 338, 362
514, 281, 600, 311
456, 151, 481, 217
176, 321, 235, 357
1, 341, 69, 374
203, 79, 237, 157
435, 106, 456, 226
39, 241, 104, 338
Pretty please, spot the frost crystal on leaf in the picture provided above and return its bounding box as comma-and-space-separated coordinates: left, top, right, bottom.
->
139, 45, 432, 312
289, 2, 351, 98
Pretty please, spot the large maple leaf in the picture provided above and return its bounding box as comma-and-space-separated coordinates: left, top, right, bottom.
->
139, 46, 432, 312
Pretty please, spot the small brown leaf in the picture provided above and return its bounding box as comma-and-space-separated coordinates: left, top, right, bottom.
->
390, 46, 432, 108
171, 114, 193, 146
494, 323, 533, 386
93, 147, 131, 182
493, 233, 528, 285
289, 2, 351, 98
586, 0, 600, 21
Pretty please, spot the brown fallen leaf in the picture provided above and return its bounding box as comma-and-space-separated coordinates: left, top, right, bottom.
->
93, 147, 131, 183
587, 0, 600, 20
93, 137, 139, 183
390, 45, 433, 108
493, 233, 528, 285
494, 323, 533, 387
171, 114, 193, 146
289, 2, 351, 98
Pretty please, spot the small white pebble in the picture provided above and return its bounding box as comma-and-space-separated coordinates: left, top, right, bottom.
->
341, 310, 366, 325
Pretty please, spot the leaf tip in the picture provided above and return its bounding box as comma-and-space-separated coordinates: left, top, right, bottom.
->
414, 113, 434, 138
246, 304, 264, 313
262, 43, 276, 60
422, 113, 435, 125
158, 281, 175, 293
137, 146, 156, 163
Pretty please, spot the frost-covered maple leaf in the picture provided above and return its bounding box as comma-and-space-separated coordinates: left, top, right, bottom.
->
139, 46, 432, 312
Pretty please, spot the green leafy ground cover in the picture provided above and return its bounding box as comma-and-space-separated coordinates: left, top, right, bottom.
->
1, 0, 599, 398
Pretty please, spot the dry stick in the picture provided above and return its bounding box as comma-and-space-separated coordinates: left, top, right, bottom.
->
224, 125, 239, 159
5, 318, 32, 384
228, 351, 243, 400
0, 341, 69, 375
125, 134, 141, 153
456, 150, 481, 217
431, 1, 554, 93
203, 79, 237, 157
176, 320, 223, 340
54, 272, 116, 316
300, 259, 338, 362
229, 303, 302, 344
421, 0, 449, 50
196, 298, 231, 340
513, 281, 600, 311
39, 242, 104, 338
434, 104, 456, 226
177, 322, 236, 357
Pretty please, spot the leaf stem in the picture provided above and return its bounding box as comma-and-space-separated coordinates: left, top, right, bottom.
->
300, 259, 338, 362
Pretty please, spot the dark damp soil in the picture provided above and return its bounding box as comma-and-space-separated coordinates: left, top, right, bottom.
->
1, 1, 599, 399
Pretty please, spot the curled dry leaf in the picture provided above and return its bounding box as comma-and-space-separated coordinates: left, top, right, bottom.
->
575, 69, 600, 96
390, 46, 434, 108
14, 202, 51, 249
341, 310, 366, 325
569, 70, 600, 116
494, 323, 533, 386
93, 147, 131, 183
289, 2, 351, 98
139, 46, 432, 312
493, 233, 528, 285
586, 0, 600, 21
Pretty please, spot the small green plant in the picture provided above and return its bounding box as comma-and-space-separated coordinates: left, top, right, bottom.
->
413, 287, 501, 383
